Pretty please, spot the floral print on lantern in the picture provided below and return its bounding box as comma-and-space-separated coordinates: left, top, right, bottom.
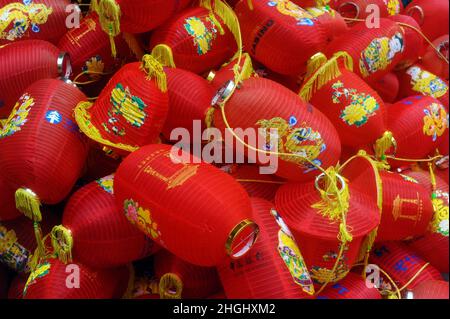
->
422, 103, 449, 142
332, 81, 379, 127
184, 16, 219, 55
0, 93, 34, 138
124, 199, 161, 240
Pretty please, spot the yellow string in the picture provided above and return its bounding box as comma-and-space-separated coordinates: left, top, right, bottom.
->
342, 17, 449, 64
397, 263, 430, 293
72, 70, 112, 85
385, 154, 443, 163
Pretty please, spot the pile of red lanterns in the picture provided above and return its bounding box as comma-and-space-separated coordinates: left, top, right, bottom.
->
0, 0, 448, 300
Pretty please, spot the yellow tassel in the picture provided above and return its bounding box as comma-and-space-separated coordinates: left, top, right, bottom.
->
151, 44, 176, 68
140, 55, 168, 92
339, 222, 353, 243
209, 12, 224, 35
305, 52, 328, 78
90, 0, 98, 12
96, 0, 121, 58
428, 162, 437, 192
159, 273, 183, 299
204, 106, 216, 129
311, 168, 350, 221
15, 188, 41, 222
299, 51, 353, 102
357, 228, 378, 262
123, 33, 144, 60
212, 0, 242, 55
50, 225, 73, 264
235, 53, 255, 83
374, 131, 396, 161
247, 0, 253, 10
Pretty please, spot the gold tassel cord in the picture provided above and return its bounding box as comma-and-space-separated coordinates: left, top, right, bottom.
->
96, 0, 121, 58
299, 51, 353, 102
159, 273, 183, 299
141, 55, 168, 92
50, 225, 73, 264
151, 44, 176, 68
374, 131, 397, 162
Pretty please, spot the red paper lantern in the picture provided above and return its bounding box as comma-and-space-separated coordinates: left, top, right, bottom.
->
7, 273, 26, 299
74, 55, 169, 157
161, 67, 215, 142
53, 174, 159, 269
405, 0, 449, 43
149, 0, 238, 75
325, 18, 407, 82
57, 12, 135, 84
275, 156, 381, 285
0, 78, 89, 205
404, 170, 449, 273
235, 0, 329, 76
335, 0, 403, 19
388, 14, 423, 70
397, 65, 449, 108
370, 242, 442, 290
304, 5, 349, 42
0, 40, 70, 118
23, 258, 131, 299
300, 52, 387, 148
213, 76, 342, 182
228, 164, 284, 202
154, 249, 221, 299
316, 272, 382, 299
376, 171, 434, 241
0, 175, 20, 221
380, 96, 449, 165
411, 280, 449, 299
369, 72, 399, 103
0, 0, 71, 46
114, 144, 259, 266
421, 35, 449, 81
218, 197, 315, 299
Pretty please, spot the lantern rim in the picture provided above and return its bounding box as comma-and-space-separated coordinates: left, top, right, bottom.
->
57, 52, 72, 80
226, 219, 259, 259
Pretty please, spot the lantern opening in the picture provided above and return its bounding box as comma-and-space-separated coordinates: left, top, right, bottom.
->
226, 219, 259, 259
57, 52, 72, 80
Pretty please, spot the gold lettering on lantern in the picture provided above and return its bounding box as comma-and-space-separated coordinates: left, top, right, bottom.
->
136, 150, 199, 190
67, 18, 96, 48
392, 193, 423, 225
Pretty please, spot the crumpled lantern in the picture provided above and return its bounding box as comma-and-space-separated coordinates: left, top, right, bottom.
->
325, 18, 407, 83
51, 175, 160, 269
299, 52, 387, 148
375, 170, 434, 241
0, 0, 71, 46
235, 0, 329, 76
218, 197, 315, 299
57, 12, 137, 84
154, 249, 221, 299
212, 76, 342, 182
275, 155, 381, 286
0, 40, 71, 118
74, 55, 169, 157
316, 272, 382, 299
370, 242, 442, 291
114, 144, 259, 266
375, 96, 449, 164
335, 0, 403, 19
0, 78, 89, 205
405, 0, 449, 42
421, 35, 449, 81
161, 67, 215, 142
397, 65, 449, 108
150, 0, 239, 75
23, 258, 131, 299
